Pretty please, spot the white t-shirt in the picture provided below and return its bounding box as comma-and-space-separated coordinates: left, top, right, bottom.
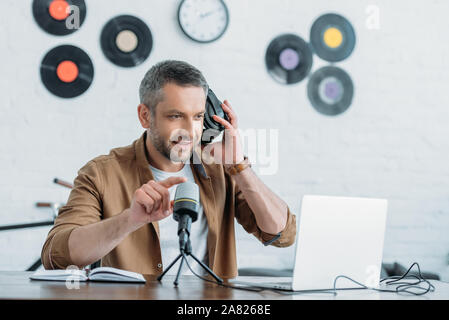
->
149, 161, 209, 275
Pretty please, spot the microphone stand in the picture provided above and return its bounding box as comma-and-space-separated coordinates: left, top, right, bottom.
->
157, 237, 223, 286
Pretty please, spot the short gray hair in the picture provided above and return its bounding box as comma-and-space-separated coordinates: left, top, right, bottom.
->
139, 60, 209, 116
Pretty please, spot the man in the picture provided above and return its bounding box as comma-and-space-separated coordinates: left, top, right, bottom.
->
41, 60, 296, 278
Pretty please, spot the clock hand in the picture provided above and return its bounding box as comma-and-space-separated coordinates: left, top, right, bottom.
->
199, 10, 216, 18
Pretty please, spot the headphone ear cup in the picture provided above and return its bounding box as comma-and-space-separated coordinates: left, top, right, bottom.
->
204, 89, 226, 131
204, 99, 218, 130
202, 88, 228, 144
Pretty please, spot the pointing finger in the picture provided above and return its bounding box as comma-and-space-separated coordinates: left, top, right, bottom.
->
158, 176, 188, 188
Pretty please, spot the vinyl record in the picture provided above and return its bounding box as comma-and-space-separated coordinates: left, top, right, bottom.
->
310, 13, 355, 62
100, 15, 153, 68
40, 45, 94, 98
307, 66, 353, 116
265, 34, 313, 85
32, 0, 86, 36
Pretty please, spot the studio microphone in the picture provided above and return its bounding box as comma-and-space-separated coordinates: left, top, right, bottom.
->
173, 182, 200, 252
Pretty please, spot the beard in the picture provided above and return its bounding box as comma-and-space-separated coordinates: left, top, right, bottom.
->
148, 124, 198, 163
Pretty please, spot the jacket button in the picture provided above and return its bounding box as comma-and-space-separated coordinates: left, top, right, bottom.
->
157, 263, 162, 269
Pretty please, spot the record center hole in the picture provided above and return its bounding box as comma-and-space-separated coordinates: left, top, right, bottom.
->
115, 30, 139, 53
56, 60, 79, 83
48, 0, 70, 21
323, 27, 343, 48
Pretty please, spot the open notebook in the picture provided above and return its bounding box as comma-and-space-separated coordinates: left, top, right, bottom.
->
29, 267, 146, 283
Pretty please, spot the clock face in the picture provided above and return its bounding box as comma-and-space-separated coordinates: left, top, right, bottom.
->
178, 0, 229, 43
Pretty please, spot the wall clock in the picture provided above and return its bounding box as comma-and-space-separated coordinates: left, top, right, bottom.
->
178, 0, 229, 43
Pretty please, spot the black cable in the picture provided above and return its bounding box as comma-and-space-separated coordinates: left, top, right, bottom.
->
382, 262, 436, 295
332, 262, 435, 296
182, 259, 436, 296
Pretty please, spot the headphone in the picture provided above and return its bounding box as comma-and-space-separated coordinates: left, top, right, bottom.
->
202, 88, 230, 144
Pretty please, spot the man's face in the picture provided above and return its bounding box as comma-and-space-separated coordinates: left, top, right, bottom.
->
148, 82, 206, 163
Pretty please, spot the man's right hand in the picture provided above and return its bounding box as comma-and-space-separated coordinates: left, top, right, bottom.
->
128, 176, 188, 227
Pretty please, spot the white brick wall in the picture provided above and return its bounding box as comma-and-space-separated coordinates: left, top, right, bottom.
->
0, 0, 448, 280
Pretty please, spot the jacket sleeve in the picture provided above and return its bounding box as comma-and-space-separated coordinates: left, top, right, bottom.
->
41, 160, 103, 269
227, 170, 297, 248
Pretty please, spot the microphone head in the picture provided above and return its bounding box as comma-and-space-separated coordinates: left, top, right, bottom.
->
173, 182, 200, 222
175, 181, 199, 201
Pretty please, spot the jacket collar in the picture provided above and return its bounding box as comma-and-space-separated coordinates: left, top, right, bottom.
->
135, 131, 210, 182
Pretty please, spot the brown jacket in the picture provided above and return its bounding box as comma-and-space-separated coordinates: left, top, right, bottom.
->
41, 131, 296, 278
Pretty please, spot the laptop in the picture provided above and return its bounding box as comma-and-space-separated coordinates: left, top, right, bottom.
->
230, 195, 388, 291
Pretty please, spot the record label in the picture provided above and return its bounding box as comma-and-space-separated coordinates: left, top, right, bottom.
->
56, 60, 79, 83
48, 0, 70, 20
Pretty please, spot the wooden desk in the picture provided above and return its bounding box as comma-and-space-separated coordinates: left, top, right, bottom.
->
0, 272, 448, 300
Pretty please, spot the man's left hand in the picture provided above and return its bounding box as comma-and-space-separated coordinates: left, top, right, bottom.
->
202, 99, 244, 168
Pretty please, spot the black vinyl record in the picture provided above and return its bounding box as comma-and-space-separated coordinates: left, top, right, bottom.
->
40, 45, 94, 98
100, 15, 153, 68
265, 34, 313, 85
32, 0, 86, 36
307, 66, 353, 116
310, 13, 356, 62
